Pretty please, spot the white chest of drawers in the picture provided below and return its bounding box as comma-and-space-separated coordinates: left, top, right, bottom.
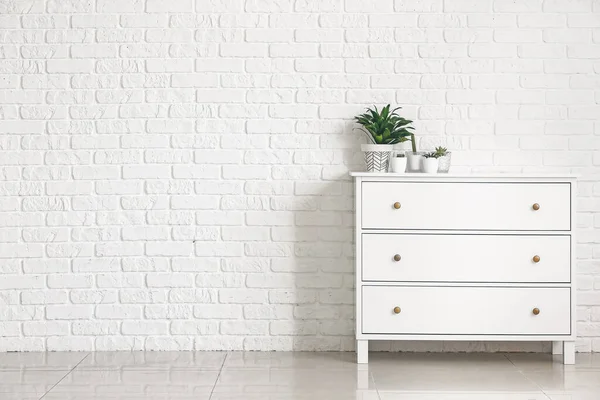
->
351, 173, 576, 364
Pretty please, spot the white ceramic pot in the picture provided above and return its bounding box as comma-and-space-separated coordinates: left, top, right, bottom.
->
422, 157, 439, 174
390, 157, 407, 173
406, 152, 423, 172
361, 144, 393, 172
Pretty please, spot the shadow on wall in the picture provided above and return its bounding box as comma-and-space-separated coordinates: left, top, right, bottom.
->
270, 120, 361, 352
280, 119, 553, 353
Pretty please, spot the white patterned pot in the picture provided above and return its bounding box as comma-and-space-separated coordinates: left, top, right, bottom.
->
361, 144, 393, 172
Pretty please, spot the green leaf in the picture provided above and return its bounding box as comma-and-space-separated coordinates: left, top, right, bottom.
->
354, 104, 416, 146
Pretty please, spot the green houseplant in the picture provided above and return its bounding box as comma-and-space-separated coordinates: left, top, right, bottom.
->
354, 105, 416, 172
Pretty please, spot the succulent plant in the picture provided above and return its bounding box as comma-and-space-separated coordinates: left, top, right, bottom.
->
354, 104, 416, 151
434, 146, 449, 157
423, 151, 440, 159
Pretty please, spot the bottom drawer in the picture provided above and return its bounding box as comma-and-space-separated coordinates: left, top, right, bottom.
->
362, 286, 570, 335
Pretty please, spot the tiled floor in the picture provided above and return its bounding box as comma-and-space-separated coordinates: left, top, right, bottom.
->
1, 352, 599, 399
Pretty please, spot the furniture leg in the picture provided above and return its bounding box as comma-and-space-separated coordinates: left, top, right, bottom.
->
552, 341, 563, 355
563, 341, 575, 365
357, 340, 368, 364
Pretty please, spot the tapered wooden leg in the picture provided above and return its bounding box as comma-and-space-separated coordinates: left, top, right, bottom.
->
563, 341, 575, 365
357, 340, 368, 364
552, 341, 563, 355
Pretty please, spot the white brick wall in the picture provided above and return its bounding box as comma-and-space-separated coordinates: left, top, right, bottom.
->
0, 0, 599, 353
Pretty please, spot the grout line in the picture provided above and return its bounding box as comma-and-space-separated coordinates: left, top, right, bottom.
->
503, 354, 552, 400
371, 370, 383, 400
38, 352, 91, 400
208, 352, 229, 400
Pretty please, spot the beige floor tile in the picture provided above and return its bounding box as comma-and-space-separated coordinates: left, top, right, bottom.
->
0, 351, 89, 371
520, 369, 600, 391
77, 351, 226, 370
0, 395, 43, 400
46, 369, 219, 396
378, 392, 550, 400
368, 352, 516, 371
212, 367, 376, 395
371, 367, 541, 392
222, 351, 356, 370
42, 396, 211, 400
507, 353, 600, 372
545, 391, 600, 400
210, 391, 381, 400
0, 369, 67, 396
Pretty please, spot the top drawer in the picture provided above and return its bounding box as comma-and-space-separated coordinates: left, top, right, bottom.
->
361, 182, 571, 231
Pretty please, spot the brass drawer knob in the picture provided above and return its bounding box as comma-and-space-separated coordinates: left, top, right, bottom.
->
393, 254, 401, 262
393, 202, 401, 209
532, 203, 540, 211
393, 306, 401, 314
532, 308, 540, 315
533, 255, 540, 263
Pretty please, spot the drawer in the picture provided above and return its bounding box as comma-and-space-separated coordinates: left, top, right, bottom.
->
362, 234, 571, 283
362, 286, 571, 335
361, 182, 571, 231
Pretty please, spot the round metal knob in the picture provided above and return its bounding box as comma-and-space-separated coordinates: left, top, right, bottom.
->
393, 202, 401, 209
393, 254, 401, 262
533, 255, 540, 263
532, 203, 540, 211
393, 306, 401, 314
532, 308, 540, 316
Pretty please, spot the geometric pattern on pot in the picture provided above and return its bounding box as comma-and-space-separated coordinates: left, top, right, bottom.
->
364, 151, 390, 172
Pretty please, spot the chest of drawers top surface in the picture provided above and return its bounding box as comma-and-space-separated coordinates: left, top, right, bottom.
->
350, 172, 577, 179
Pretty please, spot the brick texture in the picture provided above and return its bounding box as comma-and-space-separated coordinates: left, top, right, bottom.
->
0, 0, 599, 352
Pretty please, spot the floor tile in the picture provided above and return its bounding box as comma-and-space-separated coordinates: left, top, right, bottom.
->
42, 395, 211, 400
368, 352, 516, 372
77, 351, 225, 370
371, 367, 541, 392
210, 392, 381, 400
0, 370, 67, 396
545, 391, 600, 400
0, 395, 43, 400
212, 367, 377, 396
507, 353, 600, 372
378, 392, 549, 400
519, 369, 600, 391
0, 351, 89, 371
45, 369, 219, 398
222, 351, 356, 370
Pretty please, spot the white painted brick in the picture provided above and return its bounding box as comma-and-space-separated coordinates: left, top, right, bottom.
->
147, 0, 192, 12
122, 321, 168, 335
0, 0, 598, 353
145, 304, 192, 319
245, 0, 292, 12
23, 321, 68, 336
46, 305, 93, 320
96, 305, 141, 319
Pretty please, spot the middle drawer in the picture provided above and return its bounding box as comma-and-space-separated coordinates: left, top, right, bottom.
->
362, 234, 570, 283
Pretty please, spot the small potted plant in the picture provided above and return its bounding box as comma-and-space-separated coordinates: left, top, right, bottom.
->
390, 144, 407, 173
406, 146, 423, 173
355, 105, 415, 172
422, 151, 440, 174
435, 146, 452, 173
